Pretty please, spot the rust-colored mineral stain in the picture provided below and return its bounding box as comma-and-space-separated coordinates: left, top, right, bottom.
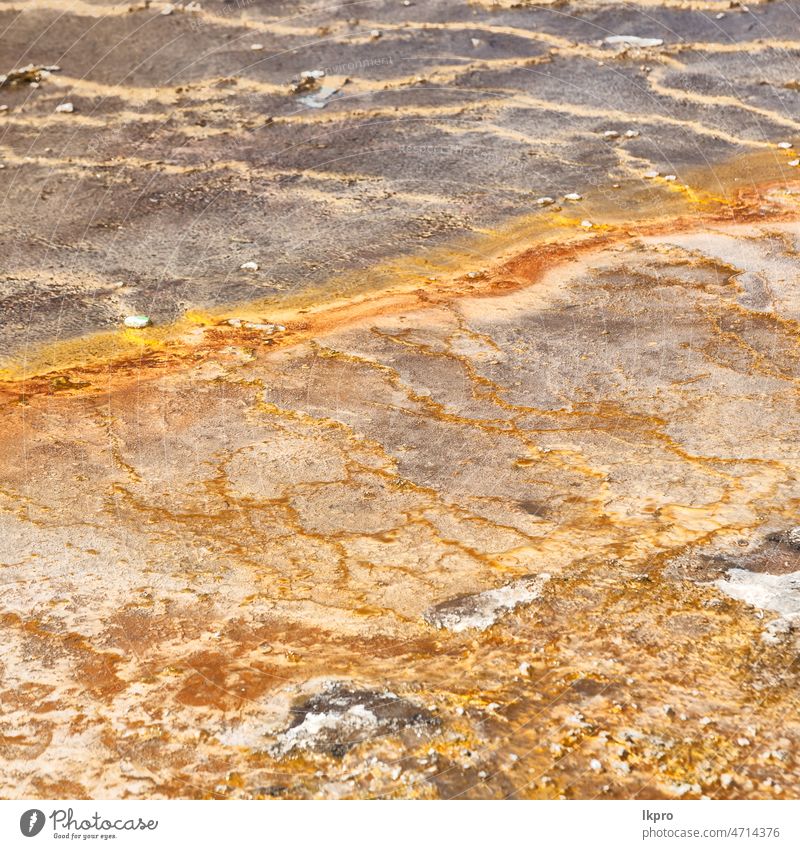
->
4, 0, 800, 798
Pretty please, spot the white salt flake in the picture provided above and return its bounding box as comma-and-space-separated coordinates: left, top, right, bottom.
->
605, 35, 664, 48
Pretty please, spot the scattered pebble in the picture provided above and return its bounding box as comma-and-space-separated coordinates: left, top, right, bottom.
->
778, 141, 793, 149
720, 773, 734, 788
624, 129, 640, 138
664, 174, 677, 181
250, 43, 264, 51
161, 3, 174, 14
602, 130, 620, 139
580, 219, 593, 228
716, 11, 726, 19
536, 196, 555, 206
240, 261, 259, 271
644, 170, 660, 179
589, 759, 603, 772
54, 102, 74, 113
518, 661, 531, 674
471, 38, 482, 48
737, 737, 751, 747
564, 192, 582, 201
291, 69, 325, 93
788, 159, 799, 167
370, 29, 382, 39
0, 105, 8, 113
123, 315, 151, 329
0, 64, 61, 87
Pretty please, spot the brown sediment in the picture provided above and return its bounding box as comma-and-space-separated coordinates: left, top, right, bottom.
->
3, 163, 799, 396
3, 179, 800, 798
5, 0, 800, 800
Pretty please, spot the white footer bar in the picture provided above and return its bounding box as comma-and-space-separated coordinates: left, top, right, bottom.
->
1, 799, 797, 848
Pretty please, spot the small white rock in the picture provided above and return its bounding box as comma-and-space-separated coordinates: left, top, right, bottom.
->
624, 129, 640, 138
778, 141, 793, 149
54, 102, 74, 113
564, 192, 582, 201
250, 43, 264, 51
589, 759, 603, 772
240, 261, 259, 271
580, 219, 593, 228
536, 196, 555, 206
123, 315, 151, 329
664, 174, 677, 181
644, 170, 660, 179
788, 159, 799, 167
602, 130, 620, 139
737, 737, 751, 747
161, 3, 174, 14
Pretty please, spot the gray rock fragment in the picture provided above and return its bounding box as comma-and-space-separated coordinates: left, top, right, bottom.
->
424, 574, 550, 632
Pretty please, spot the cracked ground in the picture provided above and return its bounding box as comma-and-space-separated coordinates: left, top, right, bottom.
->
2, 0, 800, 799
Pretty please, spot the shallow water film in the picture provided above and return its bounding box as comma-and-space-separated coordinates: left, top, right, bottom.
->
2, 0, 800, 800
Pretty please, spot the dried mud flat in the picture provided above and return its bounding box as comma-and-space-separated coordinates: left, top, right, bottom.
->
3, 0, 800, 800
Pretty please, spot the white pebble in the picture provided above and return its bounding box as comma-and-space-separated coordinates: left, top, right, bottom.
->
564, 192, 582, 201
123, 315, 151, 329
240, 261, 259, 271
54, 102, 74, 113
